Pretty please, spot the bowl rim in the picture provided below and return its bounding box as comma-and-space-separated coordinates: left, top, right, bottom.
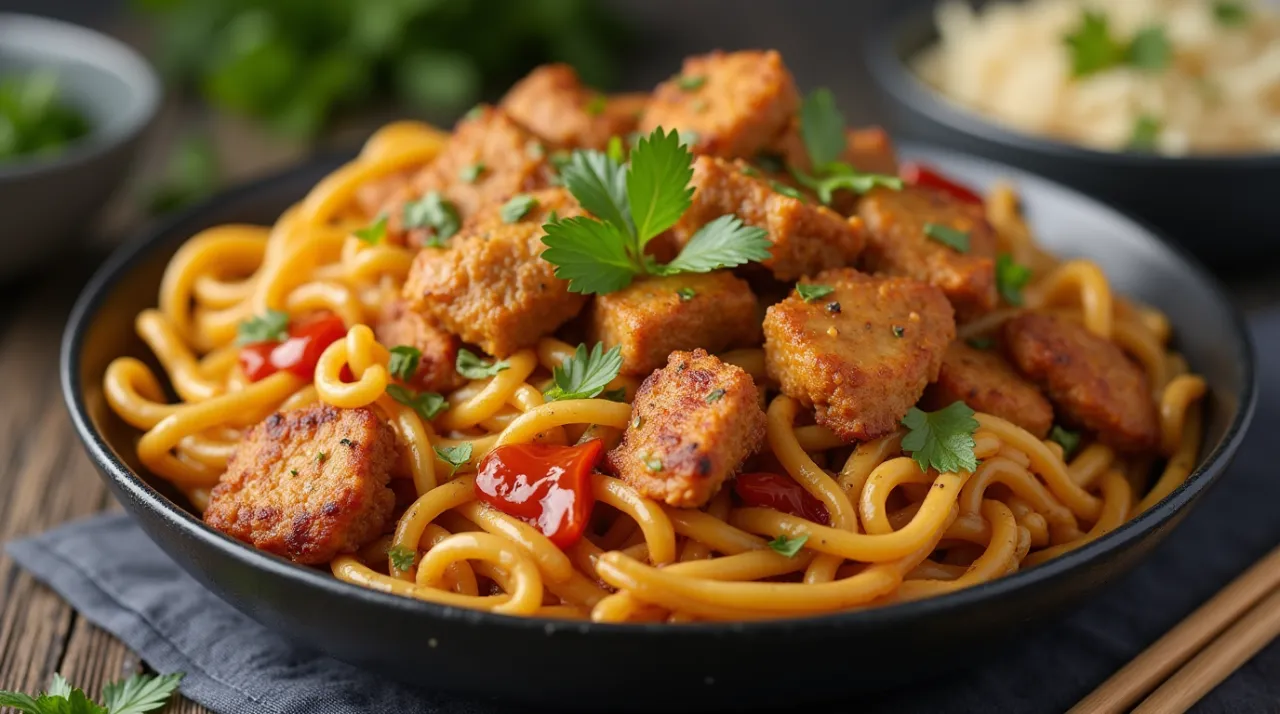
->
865, 2, 1280, 168
0, 12, 161, 180
61, 146, 1257, 638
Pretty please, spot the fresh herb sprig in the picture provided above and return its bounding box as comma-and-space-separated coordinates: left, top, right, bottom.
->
901, 401, 980, 474
1064, 11, 1171, 77
788, 88, 902, 204
0, 671, 184, 714
543, 342, 623, 401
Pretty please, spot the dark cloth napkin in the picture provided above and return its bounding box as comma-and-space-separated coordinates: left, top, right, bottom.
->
11, 313, 1280, 714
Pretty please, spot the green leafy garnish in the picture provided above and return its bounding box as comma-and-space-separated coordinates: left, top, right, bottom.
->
706, 388, 726, 403
236, 309, 289, 345
996, 253, 1032, 306
606, 134, 625, 163
676, 287, 697, 301
387, 384, 448, 421
459, 162, 485, 183
403, 191, 460, 245
1049, 425, 1082, 459
796, 284, 834, 303
388, 345, 422, 381
601, 386, 628, 402
767, 534, 808, 558
892, 326, 905, 338
542, 127, 769, 294
388, 545, 415, 572
901, 401, 980, 474
924, 223, 970, 252
1128, 115, 1162, 152
315, 451, 327, 463
585, 93, 607, 116
456, 348, 509, 379
543, 342, 623, 401
966, 337, 995, 350
1127, 26, 1171, 71
769, 180, 807, 202
0, 71, 91, 164
792, 163, 903, 205
145, 132, 220, 215
675, 74, 706, 91
0, 671, 185, 714
799, 88, 846, 167
353, 214, 387, 244
1064, 11, 1173, 77
434, 443, 473, 475
500, 194, 538, 223
1214, 1, 1249, 25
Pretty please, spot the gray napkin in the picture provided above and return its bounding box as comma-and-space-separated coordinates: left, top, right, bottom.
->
10, 311, 1280, 713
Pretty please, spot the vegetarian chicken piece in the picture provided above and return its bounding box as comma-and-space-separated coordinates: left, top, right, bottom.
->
588, 272, 761, 376
923, 341, 1053, 438
401, 188, 587, 357
1002, 313, 1159, 453
671, 155, 865, 281
380, 106, 557, 245
763, 269, 955, 441
500, 63, 645, 150
843, 127, 899, 175
857, 186, 998, 320
639, 50, 799, 159
374, 300, 466, 393
205, 405, 398, 565
609, 349, 766, 508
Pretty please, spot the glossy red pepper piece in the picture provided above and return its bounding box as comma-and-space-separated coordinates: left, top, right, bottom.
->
474, 440, 602, 548
733, 472, 830, 526
899, 162, 984, 205
238, 313, 347, 382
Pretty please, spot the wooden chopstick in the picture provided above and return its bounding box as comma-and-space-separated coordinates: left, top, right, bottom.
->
1068, 543, 1280, 714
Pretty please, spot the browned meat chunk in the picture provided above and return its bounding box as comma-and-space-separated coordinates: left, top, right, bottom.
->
763, 269, 955, 441
374, 300, 466, 393
1002, 313, 1159, 453
858, 186, 998, 319
609, 349, 766, 508
401, 188, 587, 357
500, 64, 644, 150
923, 341, 1053, 438
588, 271, 761, 376
671, 155, 864, 281
639, 50, 798, 159
205, 405, 398, 564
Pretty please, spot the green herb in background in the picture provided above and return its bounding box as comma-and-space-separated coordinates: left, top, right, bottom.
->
146, 132, 221, 215
0, 671, 184, 714
1128, 114, 1162, 151
1064, 11, 1173, 78
0, 72, 91, 163
135, 0, 628, 139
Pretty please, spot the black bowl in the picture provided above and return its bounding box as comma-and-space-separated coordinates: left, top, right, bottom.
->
62, 145, 1255, 711
865, 2, 1280, 269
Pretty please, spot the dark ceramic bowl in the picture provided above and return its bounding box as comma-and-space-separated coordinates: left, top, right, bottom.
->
62, 145, 1255, 711
865, 2, 1280, 269
0, 14, 160, 281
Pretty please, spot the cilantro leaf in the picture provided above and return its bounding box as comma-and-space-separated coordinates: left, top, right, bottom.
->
0, 692, 41, 712
796, 283, 834, 302
675, 74, 706, 91
656, 214, 771, 275
434, 443, 472, 475
236, 310, 289, 345
388, 544, 415, 572
559, 149, 632, 235
769, 179, 807, 202
102, 672, 185, 714
459, 162, 485, 183
403, 191, 460, 243
500, 194, 538, 223
793, 162, 903, 205
388, 345, 421, 381
601, 386, 628, 402
1128, 114, 1161, 151
676, 287, 696, 301
353, 214, 387, 244
705, 388, 725, 403
901, 402, 980, 474
1214, 1, 1249, 25
996, 253, 1032, 306
1064, 11, 1126, 77
627, 127, 694, 245
48, 676, 72, 699
767, 534, 808, 558
1128, 26, 1171, 71
541, 216, 639, 294
1049, 425, 1082, 459
456, 348, 509, 379
924, 223, 970, 252
544, 342, 623, 401
387, 384, 447, 421
799, 88, 846, 167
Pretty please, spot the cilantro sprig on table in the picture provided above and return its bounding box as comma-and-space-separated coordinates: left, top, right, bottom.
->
0, 671, 184, 714
788, 89, 902, 205
540, 127, 771, 295
543, 343, 623, 401
901, 401, 980, 474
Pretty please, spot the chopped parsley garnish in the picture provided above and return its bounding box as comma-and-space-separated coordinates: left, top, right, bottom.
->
767, 534, 808, 558
739, 165, 760, 178
403, 191, 460, 246
796, 283, 834, 302
676, 287, 697, 301
675, 74, 707, 91
924, 223, 970, 252
315, 451, 326, 463
434, 443, 473, 475
1049, 425, 1082, 459
769, 180, 806, 201
340, 438, 354, 447
1064, 11, 1172, 77
1128, 26, 1171, 71
1213, 1, 1249, 25
706, 388, 726, 403
387, 384, 448, 421
459, 162, 485, 183
388, 545, 415, 572
892, 325, 905, 338
541, 127, 770, 294
789, 88, 902, 204
353, 214, 387, 244
543, 342, 623, 401
600, 386, 628, 402
456, 348, 509, 379
1128, 115, 1162, 152
500, 194, 538, 223
996, 253, 1032, 306
901, 401, 980, 474
966, 337, 995, 350
0, 671, 186, 714
643, 453, 663, 472
792, 165, 903, 205
236, 309, 290, 345
584, 94, 607, 116
289, 469, 298, 476
388, 345, 422, 381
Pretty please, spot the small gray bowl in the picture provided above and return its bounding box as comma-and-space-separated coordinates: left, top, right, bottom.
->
0, 13, 160, 280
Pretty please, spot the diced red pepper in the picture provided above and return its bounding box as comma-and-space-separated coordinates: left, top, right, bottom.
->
899, 162, 984, 205
733, 472, 830, 526
474, 440, 602, 548
238, 313, 347, 382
